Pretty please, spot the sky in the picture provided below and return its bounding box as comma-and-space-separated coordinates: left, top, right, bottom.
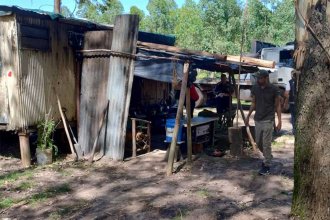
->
0, 0, 188, 14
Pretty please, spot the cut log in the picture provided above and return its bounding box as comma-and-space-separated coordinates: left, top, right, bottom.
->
18, 132, 31, 167
227, 55, 275, 68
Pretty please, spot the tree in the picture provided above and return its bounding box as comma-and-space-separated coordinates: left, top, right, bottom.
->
129, 6, 147, 30
199, 0, 242, 54
174, 0, 204, 50
76, 0, 123, 24
61, 5, 72, 17
144, 0, 178, 34
292, 0, 330, 219
270, 0, 295, 45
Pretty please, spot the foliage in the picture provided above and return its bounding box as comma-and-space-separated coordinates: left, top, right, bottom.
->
37, 111, 57, 155
75, 0, 295, 56
76, 0, 123, 24
143, 0, 178, 34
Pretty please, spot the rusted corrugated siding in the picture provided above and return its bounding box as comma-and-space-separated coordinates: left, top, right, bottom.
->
79, 31, 112, 155
0, 15, 20, 129
11, 15, 79, 129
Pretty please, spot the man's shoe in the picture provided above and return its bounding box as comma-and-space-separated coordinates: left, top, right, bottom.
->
258, 164, 270, 175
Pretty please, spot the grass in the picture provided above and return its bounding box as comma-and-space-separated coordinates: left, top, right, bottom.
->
232, 98, 251, 106
196, 188, 210, 198
0, 169, 33, 187
272, 140, 285, 149
28, 184, 72, 204
0, 198, 14, 209
15, 181, 34, 191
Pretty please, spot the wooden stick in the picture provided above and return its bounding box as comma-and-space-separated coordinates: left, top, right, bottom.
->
185, 87, 192, 164
57, 95, 76, 158
132, 118, 137, 158
138, 41, 227, 61
89, 101, 109, 163
231, 76, 258, 151
166, 62, 190, 176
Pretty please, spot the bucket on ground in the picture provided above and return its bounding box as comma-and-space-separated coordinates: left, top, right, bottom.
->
165, 118, 184, 142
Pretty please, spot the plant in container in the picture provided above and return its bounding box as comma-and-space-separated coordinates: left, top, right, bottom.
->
36, 111, 58, 165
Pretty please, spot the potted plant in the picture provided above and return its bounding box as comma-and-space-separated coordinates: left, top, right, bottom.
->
36, 111, 58, 165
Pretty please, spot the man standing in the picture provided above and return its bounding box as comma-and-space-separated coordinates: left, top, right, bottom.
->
214, 74, 233, 114
245, 70, 282, 175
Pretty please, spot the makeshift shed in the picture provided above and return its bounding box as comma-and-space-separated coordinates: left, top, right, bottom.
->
0, 6, 112, 131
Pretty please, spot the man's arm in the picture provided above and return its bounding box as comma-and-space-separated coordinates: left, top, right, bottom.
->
245, 96, 256, 126
275, 95, 282, 131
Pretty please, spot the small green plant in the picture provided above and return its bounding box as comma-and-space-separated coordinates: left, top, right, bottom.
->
37, 110, 58, 155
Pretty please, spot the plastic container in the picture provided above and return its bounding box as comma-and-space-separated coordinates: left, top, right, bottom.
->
165, 118, 184, 142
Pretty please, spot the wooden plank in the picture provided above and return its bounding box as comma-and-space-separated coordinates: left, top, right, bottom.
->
166, 62, 190, 176
105, 15, 139, 161
227, 55, 275, 68
79, 31, 113, 155
186, 87, 192, 164
138, 41, 227, 61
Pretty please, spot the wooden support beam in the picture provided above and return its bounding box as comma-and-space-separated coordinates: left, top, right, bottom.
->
166, 62, 190, 176
105, 15, 139, 160
186, 87, 192, 164
227, 55, 275, 68
18, 132, 31, 167
137, 41, 227, 61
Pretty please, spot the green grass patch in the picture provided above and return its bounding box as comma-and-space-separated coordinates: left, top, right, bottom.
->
0, 170, 34, 187
15, 181, 34, 191
232, 98, 251, 106
196, 188, 210, 198
272, 140, 285, 149
0, 198, 14, 209
48, 207, 71, 219
27, 183, 72, 204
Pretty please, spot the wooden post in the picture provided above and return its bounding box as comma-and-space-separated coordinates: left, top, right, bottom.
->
228, 127, 243, 156
105, 15, 139, 160
185, 86, 192, 164
132, 118, 137, 157
18, 132, 31, 167
166, 62, 190, 176
54, 0, 61, 13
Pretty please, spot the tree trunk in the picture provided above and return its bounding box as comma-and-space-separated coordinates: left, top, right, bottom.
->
292, 1, 330, 219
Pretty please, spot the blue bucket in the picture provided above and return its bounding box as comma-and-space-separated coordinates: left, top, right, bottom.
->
165, 118, 184, 142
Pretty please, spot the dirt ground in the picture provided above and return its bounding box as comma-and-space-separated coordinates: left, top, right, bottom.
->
0, 112, 295, 219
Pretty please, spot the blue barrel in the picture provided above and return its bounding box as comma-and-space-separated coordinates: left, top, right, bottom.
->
165, 118, 183, 142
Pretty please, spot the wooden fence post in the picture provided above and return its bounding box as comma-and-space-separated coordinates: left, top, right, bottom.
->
18, 132, 31, 167
105, 15, 139, 160
166, 62, 190, 176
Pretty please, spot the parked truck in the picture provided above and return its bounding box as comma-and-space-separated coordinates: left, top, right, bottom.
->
239, 44, 294, 101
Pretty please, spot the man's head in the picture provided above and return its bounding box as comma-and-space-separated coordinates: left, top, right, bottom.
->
254, 70, 269, 86
220, 74, 227, 83
291, 70, 297, 79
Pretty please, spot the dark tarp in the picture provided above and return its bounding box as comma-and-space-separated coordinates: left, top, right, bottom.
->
134, 48, 259, 83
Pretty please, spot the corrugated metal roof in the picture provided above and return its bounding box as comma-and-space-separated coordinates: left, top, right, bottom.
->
0, 5, 176, 46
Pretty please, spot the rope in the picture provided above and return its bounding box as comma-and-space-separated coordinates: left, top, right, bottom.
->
295, 1, 330, 62
236, 0, 249, 127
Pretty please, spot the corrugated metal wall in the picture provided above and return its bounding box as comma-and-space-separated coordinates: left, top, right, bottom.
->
0, 15, 20, 128
1, 15, 83, 130
79, 31, 112, 155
